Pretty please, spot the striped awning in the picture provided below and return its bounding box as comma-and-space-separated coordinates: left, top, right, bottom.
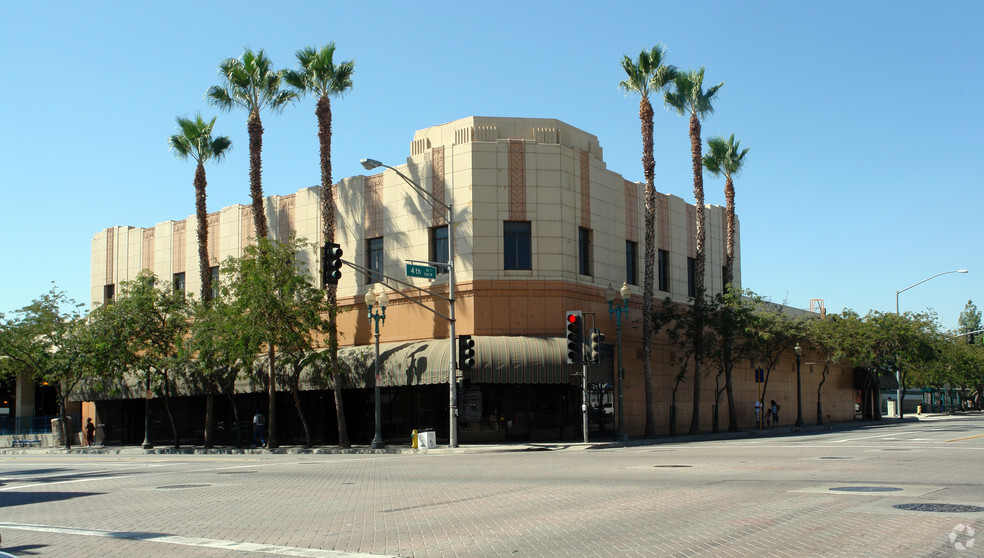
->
73, 336, 598, 400
340, 335, 588, 388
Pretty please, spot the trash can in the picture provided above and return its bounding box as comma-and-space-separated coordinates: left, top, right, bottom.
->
417, 429, 436, 449
886, 400, 897, 417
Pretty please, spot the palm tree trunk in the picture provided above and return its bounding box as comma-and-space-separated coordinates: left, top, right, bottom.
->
247, 112, 268, 239
195, 162, 211, 304
724, 176, 736, 287
640, 97, 657, 438
689, 112, 705, 435
316, 95, 350, 448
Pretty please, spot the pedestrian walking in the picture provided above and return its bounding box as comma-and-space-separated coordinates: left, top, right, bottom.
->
85, 418, 96, 446
770, 400, 780, 427
252, 411, 266, 447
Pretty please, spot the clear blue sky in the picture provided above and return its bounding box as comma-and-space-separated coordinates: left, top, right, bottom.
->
2, 1, 981, 329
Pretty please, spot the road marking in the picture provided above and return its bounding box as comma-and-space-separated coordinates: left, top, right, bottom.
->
0, 522, 398, 557
947, 433, 984, 442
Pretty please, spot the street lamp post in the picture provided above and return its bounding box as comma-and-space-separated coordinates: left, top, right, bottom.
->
894, 269, 968, 417
360, 157, 459, 447
141, 373, 152, 449
365, 285, 389, 449
606, 282, 631, 442
794, 343, 803, 427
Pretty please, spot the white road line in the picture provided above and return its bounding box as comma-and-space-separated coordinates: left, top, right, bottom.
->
0, 522, 398, 557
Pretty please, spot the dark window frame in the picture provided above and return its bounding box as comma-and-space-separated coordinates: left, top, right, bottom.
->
503, 221, 532, 270
625, 240, 638, 286
687, 257, 696, 298
658, 249, 669, 292
430, 225, 449, 274
173, 272, 186, 294
367, 237, 384, 283
578, 228, 592, 276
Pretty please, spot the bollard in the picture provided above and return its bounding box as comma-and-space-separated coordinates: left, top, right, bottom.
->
411, 429, 418, 449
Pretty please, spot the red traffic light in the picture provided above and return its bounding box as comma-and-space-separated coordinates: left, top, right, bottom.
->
567, 314, 578, 324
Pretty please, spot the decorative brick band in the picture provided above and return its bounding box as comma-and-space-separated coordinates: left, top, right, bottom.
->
580, 150, 590, 229
432, 146, 446, 226
365, 174, 384, 238
508, 140, 526, 221
624, 181, 639, 243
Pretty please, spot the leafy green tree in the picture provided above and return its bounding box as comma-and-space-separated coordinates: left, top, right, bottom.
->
803, 314, 850, 424
221, 234, 329, 448
0, 284, 88, 448
168, 114, 232, 304
746, 298, 805, 416
619, 45, 676, 437
705, 287, 756, 431
286, 42, 355, 448
110, 271, 190, 447
958, 300, 981, 342
664, 68, 723, 434
181, 294, 255, 447
207, 48, 296, 239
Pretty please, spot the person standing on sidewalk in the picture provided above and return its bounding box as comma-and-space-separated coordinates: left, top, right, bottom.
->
770, 400, 780, 427
252, 411, 266, 447
85, 418, 96, 446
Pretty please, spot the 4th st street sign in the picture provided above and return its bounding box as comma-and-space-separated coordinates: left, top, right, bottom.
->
406, 263, 437, 279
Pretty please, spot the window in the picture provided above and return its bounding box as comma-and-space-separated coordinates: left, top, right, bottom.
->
625, 241, 638, 286
103, 284, 115, 305
210, 266, 220, 300
687, 257, 696, 298
430, 225, 449, 274
658, 250, 669, 292
173, 272, 186, 294
578, 228, 592, 276
503, 221, 532, 270
367, 237, 384, 283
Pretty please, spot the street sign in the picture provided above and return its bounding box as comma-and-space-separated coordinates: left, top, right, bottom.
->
755, 368, 764, 383
406, 263, 436, 279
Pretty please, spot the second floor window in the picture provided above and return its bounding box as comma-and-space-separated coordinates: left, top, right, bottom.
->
658, 249, 669, 292
173, 272, 186, 294
431, 225, 449, 274
503, 221, 532, 270
210, 266, 220, 300
578, 228, 591, 276
367, 237, 384, 283
687, 257, 696, 298
103, 284, 115, 305
626, 241, 638, 286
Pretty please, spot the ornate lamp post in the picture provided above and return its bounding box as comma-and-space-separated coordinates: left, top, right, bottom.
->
360, 158, 460, 447
606, 282, 631, 442
365, 285, 389, 449
794, 342, 803, 427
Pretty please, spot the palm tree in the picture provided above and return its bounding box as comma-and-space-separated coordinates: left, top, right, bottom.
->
285, 42, 355, 448
619, 45, 677, 438
702, 134, 748, 288
664, 67, 723, 435
206, 48, 296, 240
168, 114, 232, 305
207, 48, 296, 447
703, 134, 748, 432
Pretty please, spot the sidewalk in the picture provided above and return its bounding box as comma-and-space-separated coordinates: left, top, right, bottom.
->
1, 413, 944, 457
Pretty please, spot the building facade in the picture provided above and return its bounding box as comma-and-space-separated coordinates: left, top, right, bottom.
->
86, 116, 857, 445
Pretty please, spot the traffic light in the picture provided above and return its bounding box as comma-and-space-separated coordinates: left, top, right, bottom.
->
458, 335, 475, 370
589, 328, 604, 363
566, 311, 583, 364
321, 242, 343, 287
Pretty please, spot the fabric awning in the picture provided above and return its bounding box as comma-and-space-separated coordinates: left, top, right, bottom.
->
339, 335, 589, 388
73, 336, 599, 400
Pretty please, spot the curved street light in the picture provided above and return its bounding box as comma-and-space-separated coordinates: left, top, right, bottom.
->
893, 269, 968, 417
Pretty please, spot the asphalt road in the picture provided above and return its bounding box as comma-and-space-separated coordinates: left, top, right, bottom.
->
2, 414, 983, 557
